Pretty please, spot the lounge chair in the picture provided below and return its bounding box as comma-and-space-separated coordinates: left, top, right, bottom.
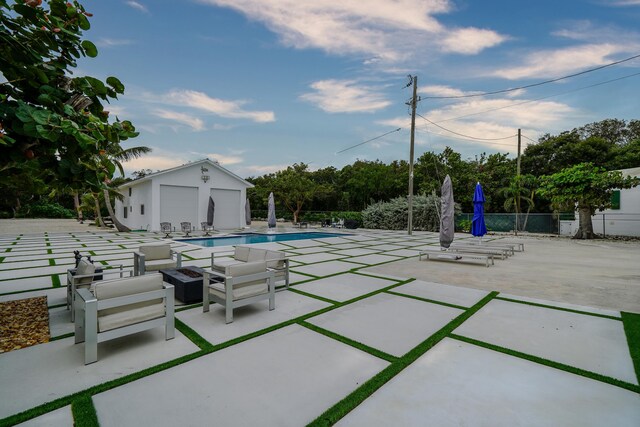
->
66, 258, 129, 322
160, 222, 172, 238
201, 222, 214, 236
133, 243, 182, 276
74, 273, 175, 364
181, 222, 192, 237
202, 261, 275, 324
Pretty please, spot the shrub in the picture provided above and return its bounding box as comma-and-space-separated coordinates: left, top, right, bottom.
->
22, 201, 75, 218
362, 194, 459, 231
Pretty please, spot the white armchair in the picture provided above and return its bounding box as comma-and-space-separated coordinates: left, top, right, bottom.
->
74, 273, 175, 364
67, 259, 129, 322
203, 261, 275, 324
133, 243, 181, 276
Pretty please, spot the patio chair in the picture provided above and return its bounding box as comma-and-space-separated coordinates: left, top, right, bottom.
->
160, 222, 172, 238
181, 222, 192, 237
133, 243, 182, 276
74, 273, 175, 364
202, 261, 275, 324
67, 258, 129, 322
201, 222, 213, 236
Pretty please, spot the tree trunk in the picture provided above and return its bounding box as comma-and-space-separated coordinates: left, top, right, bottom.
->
573, 205, 597, 239
93, 194, 103, 227
73, 192, 83, 223
103, 189, 131, 232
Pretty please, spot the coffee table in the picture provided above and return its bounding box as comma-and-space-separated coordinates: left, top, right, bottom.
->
159, 266, 220, 303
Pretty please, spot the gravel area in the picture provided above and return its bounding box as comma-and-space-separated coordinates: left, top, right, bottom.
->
0, 296, 50, 353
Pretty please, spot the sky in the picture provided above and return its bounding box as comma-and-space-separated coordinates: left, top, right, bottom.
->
77, 0, 640, 179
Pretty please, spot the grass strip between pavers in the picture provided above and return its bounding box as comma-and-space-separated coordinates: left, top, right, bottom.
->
495, 296, 621, 321
288, 287, 340, 305
71, 395, 99, 427
299, 320, 397, 363
449, 334, 640, 394
385, 290, 468, 311
51, 274, 61, 288
306, 291, 499, 426
621, 311, 640, 386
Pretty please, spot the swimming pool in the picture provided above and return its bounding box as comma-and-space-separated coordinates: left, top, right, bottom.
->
179, 232, 350, 247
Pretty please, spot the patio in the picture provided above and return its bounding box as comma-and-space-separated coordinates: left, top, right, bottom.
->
0, 223, 638, 426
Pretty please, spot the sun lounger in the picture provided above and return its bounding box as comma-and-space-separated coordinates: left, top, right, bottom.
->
448, 244, 512, 259
419, 248, 494, 267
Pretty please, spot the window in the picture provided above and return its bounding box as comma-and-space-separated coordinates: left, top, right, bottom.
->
123, 206, 128, 219
611, 190, 621, 210
128, 188, 132, 196
141, 204, 145, 215
130, 206, 133, 212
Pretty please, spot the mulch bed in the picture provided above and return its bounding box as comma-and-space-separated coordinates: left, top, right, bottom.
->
0, 296, 50, 354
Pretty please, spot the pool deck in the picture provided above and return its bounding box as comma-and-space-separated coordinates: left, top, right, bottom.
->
0, 221, 638, 426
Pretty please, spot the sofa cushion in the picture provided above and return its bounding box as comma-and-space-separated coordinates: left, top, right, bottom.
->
98, 304, 165, 332
75, 259, 96, 286
234, 246, 250, 262
211, 261, 269, 299
144, 259, 178, 271
140, 243, 171, 261
212, 258, 245, 272
265, 251, 285, 269
247, 248, 266, 262
94, 273, 165, 326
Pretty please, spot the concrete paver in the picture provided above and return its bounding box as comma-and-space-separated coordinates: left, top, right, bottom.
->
393, 279, 490, 307
307, 293, 462, 357
93, 325, 389, 427
16, 405, 73, 427
0, 331, 199, 418
454, 299, 637, 384
338, 338, 640, 427
293, 273, 398, 302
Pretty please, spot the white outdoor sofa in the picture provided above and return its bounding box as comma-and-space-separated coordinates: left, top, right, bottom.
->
211, 245, 289, 290
203, 262, 275, 324
133, 243, 182, 276
74, 273, 175, 364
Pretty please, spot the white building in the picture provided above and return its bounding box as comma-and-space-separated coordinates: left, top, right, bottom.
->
560, 166, 640, 237
115, 159, 254, 232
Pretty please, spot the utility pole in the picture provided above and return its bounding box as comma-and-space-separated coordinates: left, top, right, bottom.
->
407, 75, 418, 236
515, 128, 521, 236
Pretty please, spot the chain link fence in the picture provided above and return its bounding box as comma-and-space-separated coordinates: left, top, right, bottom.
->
456, 213, 565, 234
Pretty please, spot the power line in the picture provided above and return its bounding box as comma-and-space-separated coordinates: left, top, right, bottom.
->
422, 70, 640, 124
520, 134, 537, 143
417, 112, 517, 141
335, 127, 402, 154
421, 53, 640, 100
416, 128, 517, 147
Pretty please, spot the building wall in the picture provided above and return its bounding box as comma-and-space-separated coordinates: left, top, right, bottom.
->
116, 161, 250, 232
560, 167, 640, 237
115, 180, 152, 230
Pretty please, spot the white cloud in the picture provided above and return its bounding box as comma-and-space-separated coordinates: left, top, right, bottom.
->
420, 85, 478, 97
205, 153, 243, 165
605, 0, 640, 5
165, 89, 275, 123
239, 164, 288, 177
96, 38, 133, 48
126, 1, 149, 13
122, 155, 185, 174
440, 27, 507, 55
153, 109, 205, 131
198, 0, 507, 64
492, 43, 628, 80
300, 79, 391, 113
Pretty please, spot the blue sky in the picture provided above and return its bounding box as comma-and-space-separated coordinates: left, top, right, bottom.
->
78, 0, 640, 178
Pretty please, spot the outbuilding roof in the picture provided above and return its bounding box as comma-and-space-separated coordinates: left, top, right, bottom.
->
118, 158, 254, 188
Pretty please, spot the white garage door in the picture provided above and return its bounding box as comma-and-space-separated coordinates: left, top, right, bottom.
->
160, 185, 198, 229
211, 188, 241, 230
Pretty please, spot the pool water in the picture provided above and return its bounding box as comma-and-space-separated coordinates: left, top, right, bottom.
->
179, 232, 350, 247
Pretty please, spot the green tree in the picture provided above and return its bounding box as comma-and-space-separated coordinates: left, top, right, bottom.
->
537, 163, 639, 239
272, 163, 327, 223
500, 174, 537, 233
0, 0, 139, 195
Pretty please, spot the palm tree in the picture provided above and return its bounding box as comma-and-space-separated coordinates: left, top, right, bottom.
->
100, 144, 152, 232
500, 175, 536, 234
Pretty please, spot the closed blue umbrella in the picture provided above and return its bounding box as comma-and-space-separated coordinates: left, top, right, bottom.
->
472, 182, 487, 239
